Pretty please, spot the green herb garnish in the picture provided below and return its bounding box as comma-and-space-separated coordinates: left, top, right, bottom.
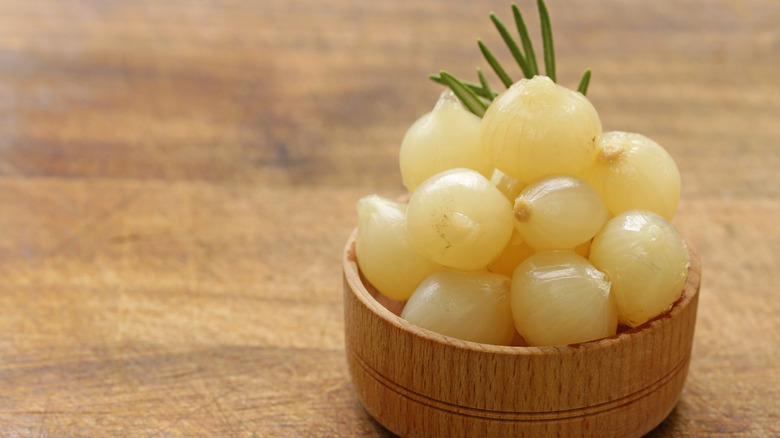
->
430, 0, 592, 117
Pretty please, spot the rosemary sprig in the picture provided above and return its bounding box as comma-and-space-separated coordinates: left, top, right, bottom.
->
431, 0, 591, 117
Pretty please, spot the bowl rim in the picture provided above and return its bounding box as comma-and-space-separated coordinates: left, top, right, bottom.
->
344, 227, 701, 356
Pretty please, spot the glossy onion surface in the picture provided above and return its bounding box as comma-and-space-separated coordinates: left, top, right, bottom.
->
589, 210, 690, 327
487, 230, 536, 277
406, 168, 514, 271
399, 91, 493, 192
401, 269, 515, 345
511, 251, 617, 346
356, 195, 440, 301
491, 168, 526, 202
582, 131, 681, 220
481, 75, 602, 183
513, 175, 609, 250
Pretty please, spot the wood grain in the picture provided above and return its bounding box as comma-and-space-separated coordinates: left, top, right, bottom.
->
344, 231, 701, 437
0, 0, 778, 436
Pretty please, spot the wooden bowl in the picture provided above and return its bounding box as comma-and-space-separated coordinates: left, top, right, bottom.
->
343, 229, 701, 438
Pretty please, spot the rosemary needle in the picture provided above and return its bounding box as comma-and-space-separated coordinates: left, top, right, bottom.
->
429, 74, 496, 100
490, 12, 532, 79
537, 0, 556, 82
438, 71, 488, 118
512, 3, 538, 77
577, 69, 592, 95
476, 68, 496, 100
478, 39, 514, 88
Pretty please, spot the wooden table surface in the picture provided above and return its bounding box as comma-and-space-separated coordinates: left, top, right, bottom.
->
0, 0, 778, 436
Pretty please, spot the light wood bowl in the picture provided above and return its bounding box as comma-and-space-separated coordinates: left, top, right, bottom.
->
343, 229, 701, 438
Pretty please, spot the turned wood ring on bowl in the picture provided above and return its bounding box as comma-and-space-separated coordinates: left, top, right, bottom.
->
343, 228, 701, 438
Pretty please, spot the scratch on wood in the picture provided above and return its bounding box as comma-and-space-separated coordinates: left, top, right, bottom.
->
148, 385, 240, 437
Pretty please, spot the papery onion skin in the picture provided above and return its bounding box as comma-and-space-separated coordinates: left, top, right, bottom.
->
481, 76, 602, 183
406, 168, 514, 271
511, 251, 618, 346
582, 131, 681, 221
356, 195, 440, 301
589, 210, 690, 327
401, 269, 516, 346
400, 91, 494, 192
